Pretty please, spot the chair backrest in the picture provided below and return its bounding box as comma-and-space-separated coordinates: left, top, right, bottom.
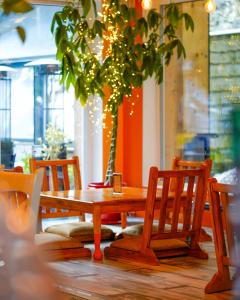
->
208, 178, 236, 268
141, 166, 207, 250
29, 156, 81, 191
170, 156, 212, 192
29, 156, 82, 220
0, 169, 44, 233
204, 178, 239, 293
3, 166, 24, 173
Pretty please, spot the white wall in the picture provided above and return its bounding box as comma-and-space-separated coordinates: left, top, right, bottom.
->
74, 99, 103, 189
142, 78, 160, 186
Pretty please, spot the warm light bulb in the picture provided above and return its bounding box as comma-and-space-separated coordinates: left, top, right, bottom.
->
204, 0, 216, 13
142, 0, 152, 10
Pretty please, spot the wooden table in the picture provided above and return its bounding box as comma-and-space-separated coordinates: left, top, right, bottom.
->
40, 187, 156, 260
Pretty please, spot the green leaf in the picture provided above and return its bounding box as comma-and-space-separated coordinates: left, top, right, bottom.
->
166, 3, 179, 27
55, 26, 66, 46
4, 0, 32, 14
136, 18, 148, 38
183, 13, 194, 32
177, 40, 186, 58
16, 26, 25, 42
120, 4, 129, 19
91, 0, 97, 17
147, 10, 159, 30
81, 0, 91, 17
93, 20, 104, 37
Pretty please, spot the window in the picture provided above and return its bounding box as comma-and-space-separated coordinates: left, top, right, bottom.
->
0, 4, 75, 163
0, 70, 11, 138
160, 0, 240, 176
160, 1, 209, 169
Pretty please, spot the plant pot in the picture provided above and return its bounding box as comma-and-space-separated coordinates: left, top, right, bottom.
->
88, 182, 121, 224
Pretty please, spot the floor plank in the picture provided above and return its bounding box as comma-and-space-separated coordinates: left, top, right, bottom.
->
48, 235, 233, 300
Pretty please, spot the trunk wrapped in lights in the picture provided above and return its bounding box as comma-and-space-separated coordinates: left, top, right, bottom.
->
51, 0, 194, 183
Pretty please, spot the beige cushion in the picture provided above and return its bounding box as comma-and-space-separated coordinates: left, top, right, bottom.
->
111, 236, 189, 252
35, 233, 84, 251
45, 222, 115, 242
117, 223, 183, 239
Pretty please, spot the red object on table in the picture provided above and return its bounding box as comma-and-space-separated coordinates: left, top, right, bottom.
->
88, 182, 121, 224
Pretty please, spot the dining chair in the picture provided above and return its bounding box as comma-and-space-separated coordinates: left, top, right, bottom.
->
30, 156, 114, 243
30, 156, 84, 220
0, 168, 91, 260
170, 156, 213, 242
118, 158, 212, 241
205, 178, 237, 293
170, 156, 212, 188
104, 166, 208, 265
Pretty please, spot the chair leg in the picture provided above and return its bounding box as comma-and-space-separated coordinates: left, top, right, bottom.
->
188, 243, 208, 259
205, 271, 232, 293
199, 228, 212, 242
79, 213, 85, 222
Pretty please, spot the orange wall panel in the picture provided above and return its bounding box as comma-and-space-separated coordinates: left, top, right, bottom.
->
103, 0, 143, 186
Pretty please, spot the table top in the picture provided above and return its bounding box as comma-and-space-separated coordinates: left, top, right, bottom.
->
40, 187, 151, 206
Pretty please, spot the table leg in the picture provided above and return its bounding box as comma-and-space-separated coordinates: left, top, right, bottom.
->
93, 206, 103, 260
121, 212, 127, 229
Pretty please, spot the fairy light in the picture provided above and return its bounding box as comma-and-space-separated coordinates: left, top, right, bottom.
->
142, 0, 152, 10
204, 0, 216, 13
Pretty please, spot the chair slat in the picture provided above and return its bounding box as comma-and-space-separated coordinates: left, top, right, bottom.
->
29, 156, 83, 221
158, 176, 170, 233
220, 193, 234, 257
183, 175, 195, 231
171, 176, 184, 232
51, 165, 59, 191
62, 165, 70, 190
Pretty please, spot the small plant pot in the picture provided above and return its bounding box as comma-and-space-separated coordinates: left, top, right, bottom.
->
88, 182, 121, 224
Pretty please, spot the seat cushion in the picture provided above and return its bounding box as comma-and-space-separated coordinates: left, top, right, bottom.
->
117, 223, 183, 239
111, 236, 189, 252
35, 233, 84, 251
45, 222, 115, 242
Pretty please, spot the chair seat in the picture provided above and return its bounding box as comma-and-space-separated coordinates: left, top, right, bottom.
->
45, 222, 115, 242
110, 236, 189, 252
117, 223, 183, 239
35, 232, 84, 250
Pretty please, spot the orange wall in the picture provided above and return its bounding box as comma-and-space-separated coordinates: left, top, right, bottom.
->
103, 0, 143, 187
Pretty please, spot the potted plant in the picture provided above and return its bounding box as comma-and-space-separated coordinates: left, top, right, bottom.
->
0, 138, 15, 168
51, 0, 193, 182
51, 0, 193, 222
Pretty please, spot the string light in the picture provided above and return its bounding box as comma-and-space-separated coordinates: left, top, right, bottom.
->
142, 0, 152, 10
204, 0, 216, 13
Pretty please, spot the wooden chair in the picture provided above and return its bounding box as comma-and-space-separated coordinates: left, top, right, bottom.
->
104, 166, 208, 265
0, 168, 91, 260
170, 156, 213, 242
30, 156, 115, 243
171, 156, 212, 188
205, 178, 237, 293
30, 156, 84, 221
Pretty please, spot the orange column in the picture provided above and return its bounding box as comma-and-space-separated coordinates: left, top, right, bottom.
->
103, 0, 143, 187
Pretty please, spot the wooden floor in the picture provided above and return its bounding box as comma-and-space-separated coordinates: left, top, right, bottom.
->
49, 236, 233, 300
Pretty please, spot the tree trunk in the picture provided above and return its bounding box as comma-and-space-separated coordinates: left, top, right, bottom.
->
104, 108, 118, 185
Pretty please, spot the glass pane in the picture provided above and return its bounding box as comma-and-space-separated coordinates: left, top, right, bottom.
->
0, 110, 10, 138
46, 74, 64, 109
162, 1, 209, 168
209, 0, 240, 33
11, 67, 34, 140
44, 109, 64, 131
0, 5, 60, 60
209, 1, 240, 174
0, 78, 11, 109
